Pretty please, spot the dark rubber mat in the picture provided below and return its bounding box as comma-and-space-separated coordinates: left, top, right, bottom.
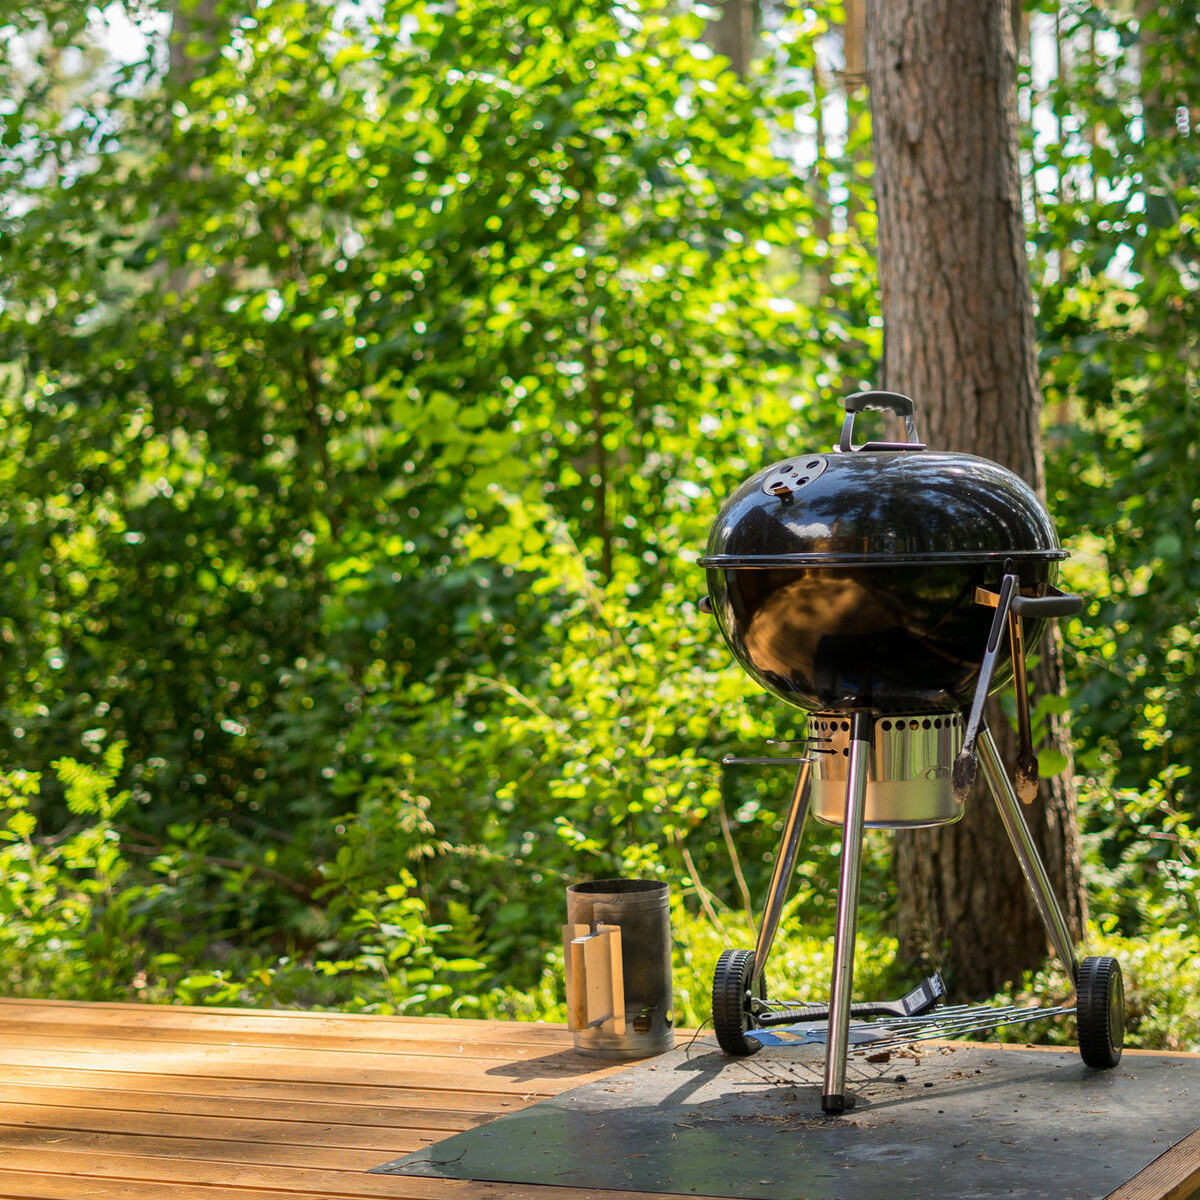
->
372, 1037, 1200, 1199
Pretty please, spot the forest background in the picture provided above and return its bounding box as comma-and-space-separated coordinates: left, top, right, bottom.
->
0, 0, 1197, 1048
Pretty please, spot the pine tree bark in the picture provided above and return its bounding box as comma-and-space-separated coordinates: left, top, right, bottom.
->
864, 0, 1087, 996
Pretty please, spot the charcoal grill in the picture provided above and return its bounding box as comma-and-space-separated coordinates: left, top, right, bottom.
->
702, 392, 1124, 1113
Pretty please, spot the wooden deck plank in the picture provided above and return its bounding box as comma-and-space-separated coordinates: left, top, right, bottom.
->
0, 1042, 595, 1093
0, 1180, 321, 1200
0, 1082, 494, 1130
0, 1123, 394, 1170
0, 1018, 578, 1061
0, 1100, 451, 1152
1105, 1125, 1200, 1200
0, 998, 569, 1041
0, 1003, 572, 1055
0, 1148, 726, 1200
0, 1028, 576, 1071
0, 1062, 532, 1112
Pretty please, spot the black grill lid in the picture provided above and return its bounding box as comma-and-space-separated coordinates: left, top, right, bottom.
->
700, 449, 1065, 568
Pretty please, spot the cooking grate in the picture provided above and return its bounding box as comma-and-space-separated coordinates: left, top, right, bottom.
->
748, 1002, 1077, 1052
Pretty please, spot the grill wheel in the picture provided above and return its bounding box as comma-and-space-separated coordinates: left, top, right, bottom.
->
1076, 955, 1125, 1069
712, 949, 766, 1056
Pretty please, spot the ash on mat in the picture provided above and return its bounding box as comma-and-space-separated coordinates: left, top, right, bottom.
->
373, 1038, 1200, 1200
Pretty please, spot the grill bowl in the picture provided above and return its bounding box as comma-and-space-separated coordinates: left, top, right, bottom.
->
701, 446, 1064, 713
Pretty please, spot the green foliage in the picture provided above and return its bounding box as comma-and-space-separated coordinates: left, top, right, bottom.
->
1080, 763, 1199, 929
0, 747, 147, 997
1032, 1, 1200, 922
0, 738, 483, 1009
0, 0, 879, 1009
1009, 923, 1200, 1053
0, 0, 846, 818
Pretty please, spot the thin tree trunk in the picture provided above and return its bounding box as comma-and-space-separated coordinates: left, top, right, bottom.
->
865, 0, 1086, 997
701, 0, 756, 78
843, 0, 865, 84
813, 59, 832, 286
169, 0, 220, 86
840, 0, 868, 226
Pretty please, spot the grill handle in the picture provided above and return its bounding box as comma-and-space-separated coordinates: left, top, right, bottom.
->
839, 391, 923, 452
1011, 592, 1083, 618
975, 584, 1083, 620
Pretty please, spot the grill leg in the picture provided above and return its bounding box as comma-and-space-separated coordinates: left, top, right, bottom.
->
822, 712, 872, 1114
751, 759, 812, 986
977, 725, 1080, 980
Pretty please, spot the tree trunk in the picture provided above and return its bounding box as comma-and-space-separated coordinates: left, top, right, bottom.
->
168, 0, 220, 87
843, 0, 865, 83
864, 0, 1087, 997
701, 0, 756, 78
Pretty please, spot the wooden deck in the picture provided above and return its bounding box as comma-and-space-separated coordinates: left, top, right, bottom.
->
0, 996, 673, 1200
0, 996, 1194, 1200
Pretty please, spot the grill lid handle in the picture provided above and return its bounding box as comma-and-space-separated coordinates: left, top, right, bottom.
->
839, 391, 924, 452
1011, 591, 1084, 618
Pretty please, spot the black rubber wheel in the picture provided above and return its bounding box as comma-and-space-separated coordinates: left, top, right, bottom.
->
712, 948, 766, 1056
1077, 955, 1125, 1069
